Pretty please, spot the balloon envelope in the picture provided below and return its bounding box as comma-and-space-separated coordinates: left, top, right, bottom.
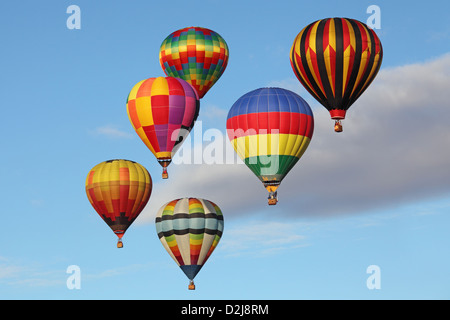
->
290, 17, 382, 131
85, 159, 152, 247
159, 26, 229, 98
155, 198, 224, 289
226, 87, 314, 204
126, 77, 199, 178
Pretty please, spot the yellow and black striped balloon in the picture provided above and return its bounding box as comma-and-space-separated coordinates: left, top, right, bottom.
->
290, 17, 383, 129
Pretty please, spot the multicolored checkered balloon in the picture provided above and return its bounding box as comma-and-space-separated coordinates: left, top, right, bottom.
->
126, 77, 200, 179
159, 26, 229, 98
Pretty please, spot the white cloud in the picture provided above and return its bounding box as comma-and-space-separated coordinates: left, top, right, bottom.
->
137, 53, 450, 221
289, 52, 450, 216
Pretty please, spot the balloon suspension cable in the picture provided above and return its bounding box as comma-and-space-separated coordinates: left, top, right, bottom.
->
188, 280, 196, 290
334, 120, 343, 133
117, 239, 123, 248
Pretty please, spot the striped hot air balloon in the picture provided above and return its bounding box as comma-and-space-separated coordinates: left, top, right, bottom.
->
85, 159, 152, 248
290, 17, 383, 132
159, 26, 229, 98
155, 198, 224, 290
226, 88, 314, 205
126, 77, 199, 179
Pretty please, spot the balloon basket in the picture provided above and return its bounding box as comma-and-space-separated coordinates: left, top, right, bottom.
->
267, 188, 278, 205
162, 168, 168, 179
188, 281, 195, 290
334, 120, 343, 132
117, 240, 123, 248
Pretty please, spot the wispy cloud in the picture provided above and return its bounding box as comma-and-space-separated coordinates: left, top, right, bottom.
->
267, 78, 303, 95
83, 263, 151, 280
0, 256, 154, 289
0, 261, 25, 280
91, 125, 134, 139
0, 258, 64, 287
219, 221, 310, 258
199, 104, 228, 119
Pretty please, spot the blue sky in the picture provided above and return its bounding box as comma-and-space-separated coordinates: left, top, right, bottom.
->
1, 0, 450, 300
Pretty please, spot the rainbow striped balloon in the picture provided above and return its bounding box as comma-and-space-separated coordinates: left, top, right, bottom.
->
155, 198, 224, 289
226, 88, 314, 204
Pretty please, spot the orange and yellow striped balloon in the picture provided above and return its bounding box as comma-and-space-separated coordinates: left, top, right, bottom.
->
85, 159, 152, 247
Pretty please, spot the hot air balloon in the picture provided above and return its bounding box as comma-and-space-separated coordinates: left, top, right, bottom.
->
85, 159, 152, 248
290, 17, 383, 132
126, 77, 199, 179
155, 198, 224, 290
159, 26, 229, 99
226, 88, 314, 205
